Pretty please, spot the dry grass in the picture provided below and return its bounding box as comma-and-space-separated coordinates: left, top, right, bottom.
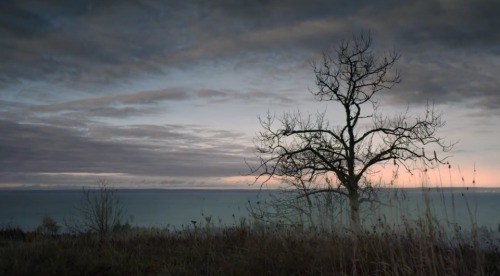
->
1, 218, 499, 276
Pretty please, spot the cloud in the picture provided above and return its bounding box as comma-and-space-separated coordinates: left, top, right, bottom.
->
0, 1, 186, 89
0, 120, 253, 182
0, 1, 58, 37
2, 0, 498, 108
87, 124, 251, 155
383, 51, 500, 111
0, 1, 373, 91
196, 89, 228, 98
385, 0, 500, 50
31, 88, 189, 112
28, 86, 298, 120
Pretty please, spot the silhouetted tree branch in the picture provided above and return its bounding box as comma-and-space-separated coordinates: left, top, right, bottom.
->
251, 32, 453, 233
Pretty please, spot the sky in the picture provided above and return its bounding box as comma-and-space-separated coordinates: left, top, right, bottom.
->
1, 0, 499, 189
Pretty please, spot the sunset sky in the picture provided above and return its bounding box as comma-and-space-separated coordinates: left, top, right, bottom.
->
1, 0, 499, 189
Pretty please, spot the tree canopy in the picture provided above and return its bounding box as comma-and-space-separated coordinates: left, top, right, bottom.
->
251, 33, 452, 232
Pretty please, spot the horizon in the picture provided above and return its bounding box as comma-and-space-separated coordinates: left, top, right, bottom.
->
1, 0, 499, 189
1, 185, 499, 191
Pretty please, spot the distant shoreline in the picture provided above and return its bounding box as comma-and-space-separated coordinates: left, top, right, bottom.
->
0, 186, 498, 191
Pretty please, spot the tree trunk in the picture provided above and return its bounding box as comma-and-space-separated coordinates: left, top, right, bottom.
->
348, 191, 361, 234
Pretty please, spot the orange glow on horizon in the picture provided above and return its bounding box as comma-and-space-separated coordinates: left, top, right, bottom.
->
220, 164, 499, 189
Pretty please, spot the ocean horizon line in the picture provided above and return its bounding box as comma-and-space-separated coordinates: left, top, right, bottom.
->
0, 186, 498, 191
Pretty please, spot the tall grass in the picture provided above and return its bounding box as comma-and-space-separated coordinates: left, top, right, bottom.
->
1, 215, 498, 275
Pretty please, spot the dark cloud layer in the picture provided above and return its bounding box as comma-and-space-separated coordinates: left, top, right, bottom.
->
31, 88, 189, 112
1, 0, 498, 106
0, 119, 251, 179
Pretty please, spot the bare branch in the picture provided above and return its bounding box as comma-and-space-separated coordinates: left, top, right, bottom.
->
250, 32, 453, 233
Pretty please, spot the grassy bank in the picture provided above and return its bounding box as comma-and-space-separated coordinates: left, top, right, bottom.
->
1, 221, 500, 276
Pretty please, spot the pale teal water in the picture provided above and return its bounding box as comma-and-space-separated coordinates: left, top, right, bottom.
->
370, 188, 500, 232
1, 188, 499, 233
0, 189, 268, 231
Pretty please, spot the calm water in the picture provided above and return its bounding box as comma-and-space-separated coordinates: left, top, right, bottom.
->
1, 188, 499, 233
0, 189, 268, 231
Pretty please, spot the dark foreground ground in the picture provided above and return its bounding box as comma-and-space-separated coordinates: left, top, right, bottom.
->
1, 224, 500, 276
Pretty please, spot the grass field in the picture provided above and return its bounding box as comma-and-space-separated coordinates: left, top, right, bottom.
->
1, 215, 499, 275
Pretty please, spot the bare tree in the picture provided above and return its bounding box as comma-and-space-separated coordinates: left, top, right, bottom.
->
76, 179, 129, 240
251, 33, 452, 233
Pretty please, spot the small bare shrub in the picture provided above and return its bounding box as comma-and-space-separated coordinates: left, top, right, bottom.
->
75, 179, 129, 239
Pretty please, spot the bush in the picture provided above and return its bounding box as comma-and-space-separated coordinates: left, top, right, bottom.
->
35, 215, 60, 236
0, 227, 25, 242
73, 179, 130, 239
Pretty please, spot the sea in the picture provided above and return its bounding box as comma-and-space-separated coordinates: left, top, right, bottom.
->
1, 188, 499, 234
